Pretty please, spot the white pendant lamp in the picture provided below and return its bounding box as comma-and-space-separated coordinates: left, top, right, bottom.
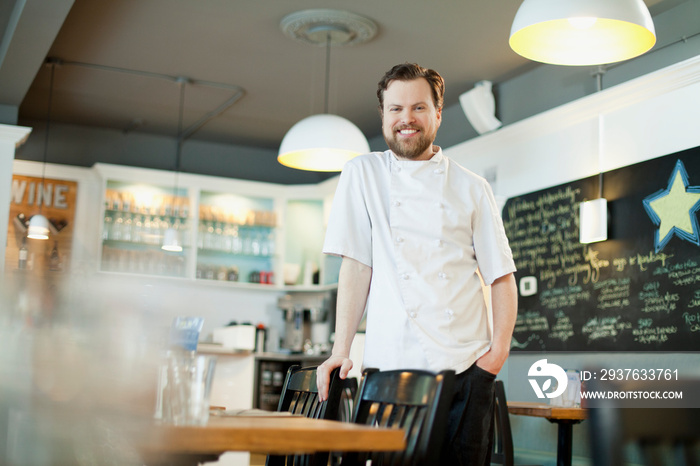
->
161, 227, 182, 252
278, 114, 369, 172
27, 214, 50, 240
580, 198, 608, 243
510, 0, 656, 66
278, 9, 375, 171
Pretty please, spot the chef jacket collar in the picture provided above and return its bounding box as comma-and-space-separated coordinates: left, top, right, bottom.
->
389, 145, 444, 164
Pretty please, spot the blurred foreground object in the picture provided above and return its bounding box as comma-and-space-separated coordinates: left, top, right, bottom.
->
0, 272, 165, 465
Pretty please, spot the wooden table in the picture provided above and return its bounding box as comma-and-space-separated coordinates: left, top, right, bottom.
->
138, 414, 406, 465
507, 402, 587, 466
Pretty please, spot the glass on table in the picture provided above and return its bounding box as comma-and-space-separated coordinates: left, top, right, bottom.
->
156, 353, 217, 426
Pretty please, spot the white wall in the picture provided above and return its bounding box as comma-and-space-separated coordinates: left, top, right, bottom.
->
0, 125, 32, 273
446, 55, 700, 199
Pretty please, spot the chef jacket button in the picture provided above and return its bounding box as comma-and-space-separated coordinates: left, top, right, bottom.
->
438, 272, 447, 279
445, 309, 454, 317
409, 312, 417, 318
435, 202, 443, 209
395, 166, 402, 172
395, 236, 404, 243
433, 168, 444, 174
401, 273, 410, 280
435, 239, 443, 247
391, 200, 401, 207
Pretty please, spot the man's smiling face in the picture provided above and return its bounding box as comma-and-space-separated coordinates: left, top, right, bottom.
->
381, 77, 442, 161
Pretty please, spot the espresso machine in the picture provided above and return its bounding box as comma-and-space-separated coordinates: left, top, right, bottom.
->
277, 291, 334, 353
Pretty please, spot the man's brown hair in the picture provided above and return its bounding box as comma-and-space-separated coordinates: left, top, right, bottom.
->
377, 63, 445, 112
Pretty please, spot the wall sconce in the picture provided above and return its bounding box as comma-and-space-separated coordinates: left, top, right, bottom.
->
459, 80, 502, 135
580, 197, 608, 243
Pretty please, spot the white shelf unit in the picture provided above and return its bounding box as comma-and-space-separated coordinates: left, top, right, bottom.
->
93, 163, 340, 292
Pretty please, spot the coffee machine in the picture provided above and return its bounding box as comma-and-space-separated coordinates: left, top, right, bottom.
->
277, 291, 334, 353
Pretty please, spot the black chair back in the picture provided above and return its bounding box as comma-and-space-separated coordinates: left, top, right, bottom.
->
342, 368, 455, 466
266, 365, 343, 466
491, 380, 540, 466
492, 380, 515, 466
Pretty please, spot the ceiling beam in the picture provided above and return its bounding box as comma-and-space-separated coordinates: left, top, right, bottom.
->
0, 0, 74, 113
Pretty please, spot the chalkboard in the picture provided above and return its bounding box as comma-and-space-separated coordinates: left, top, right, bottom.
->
503, 146, 700, 351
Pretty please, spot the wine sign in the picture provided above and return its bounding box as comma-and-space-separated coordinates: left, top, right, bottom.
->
503, 147, 700, 351
4, 174, 77, 275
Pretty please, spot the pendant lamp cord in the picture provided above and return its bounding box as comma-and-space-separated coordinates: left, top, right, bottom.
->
39, 62, 56, 215
324, 32, 331, 114
174, 78, 186, 196
593, 65, 605, 200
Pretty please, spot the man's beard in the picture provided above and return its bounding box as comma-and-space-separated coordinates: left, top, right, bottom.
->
383, 125, 435, 160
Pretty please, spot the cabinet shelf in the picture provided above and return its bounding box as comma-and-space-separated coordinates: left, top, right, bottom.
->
103, 239, 188, 253
104, 208, 189, 220
95, 270, 337, 292
197, 248, 275, 259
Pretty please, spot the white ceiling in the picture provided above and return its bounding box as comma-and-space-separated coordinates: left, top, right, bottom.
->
11, 0, 672, 152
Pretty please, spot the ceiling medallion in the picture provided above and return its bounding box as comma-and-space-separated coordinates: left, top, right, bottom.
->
280, 9, 378, 47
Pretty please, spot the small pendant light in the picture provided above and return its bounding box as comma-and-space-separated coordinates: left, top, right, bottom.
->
28, 59, 59, 240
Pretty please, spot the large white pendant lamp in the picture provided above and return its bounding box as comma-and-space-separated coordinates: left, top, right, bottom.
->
278, 9, 375, 171
278, 114, 369, 172
510, 0, 656, 66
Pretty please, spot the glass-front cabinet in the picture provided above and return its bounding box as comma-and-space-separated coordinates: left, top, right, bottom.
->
196, 191, 277, 285
101, 180, 191, 277
95, 163, 338, 290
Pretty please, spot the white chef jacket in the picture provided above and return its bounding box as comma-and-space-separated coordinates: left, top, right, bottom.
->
323, 148, 516, 374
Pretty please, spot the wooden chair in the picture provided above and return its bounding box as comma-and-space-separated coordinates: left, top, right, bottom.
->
588, 378, 700, 466
340, 368, 455, 466
265, 365, 343, 466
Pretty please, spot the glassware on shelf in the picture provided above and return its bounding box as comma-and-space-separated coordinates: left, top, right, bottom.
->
251, 229, 262, 256
241, 228, 253, 255
133, 215, 144, 243
214, 223, 224, 250
102, 184, 192, 277
231, 226, 242, 254
101, 244, 186, 277
122, 214, 133, 242
112, 215, 124, 241
103, 213, 113, 240
204, 222, 215, 250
